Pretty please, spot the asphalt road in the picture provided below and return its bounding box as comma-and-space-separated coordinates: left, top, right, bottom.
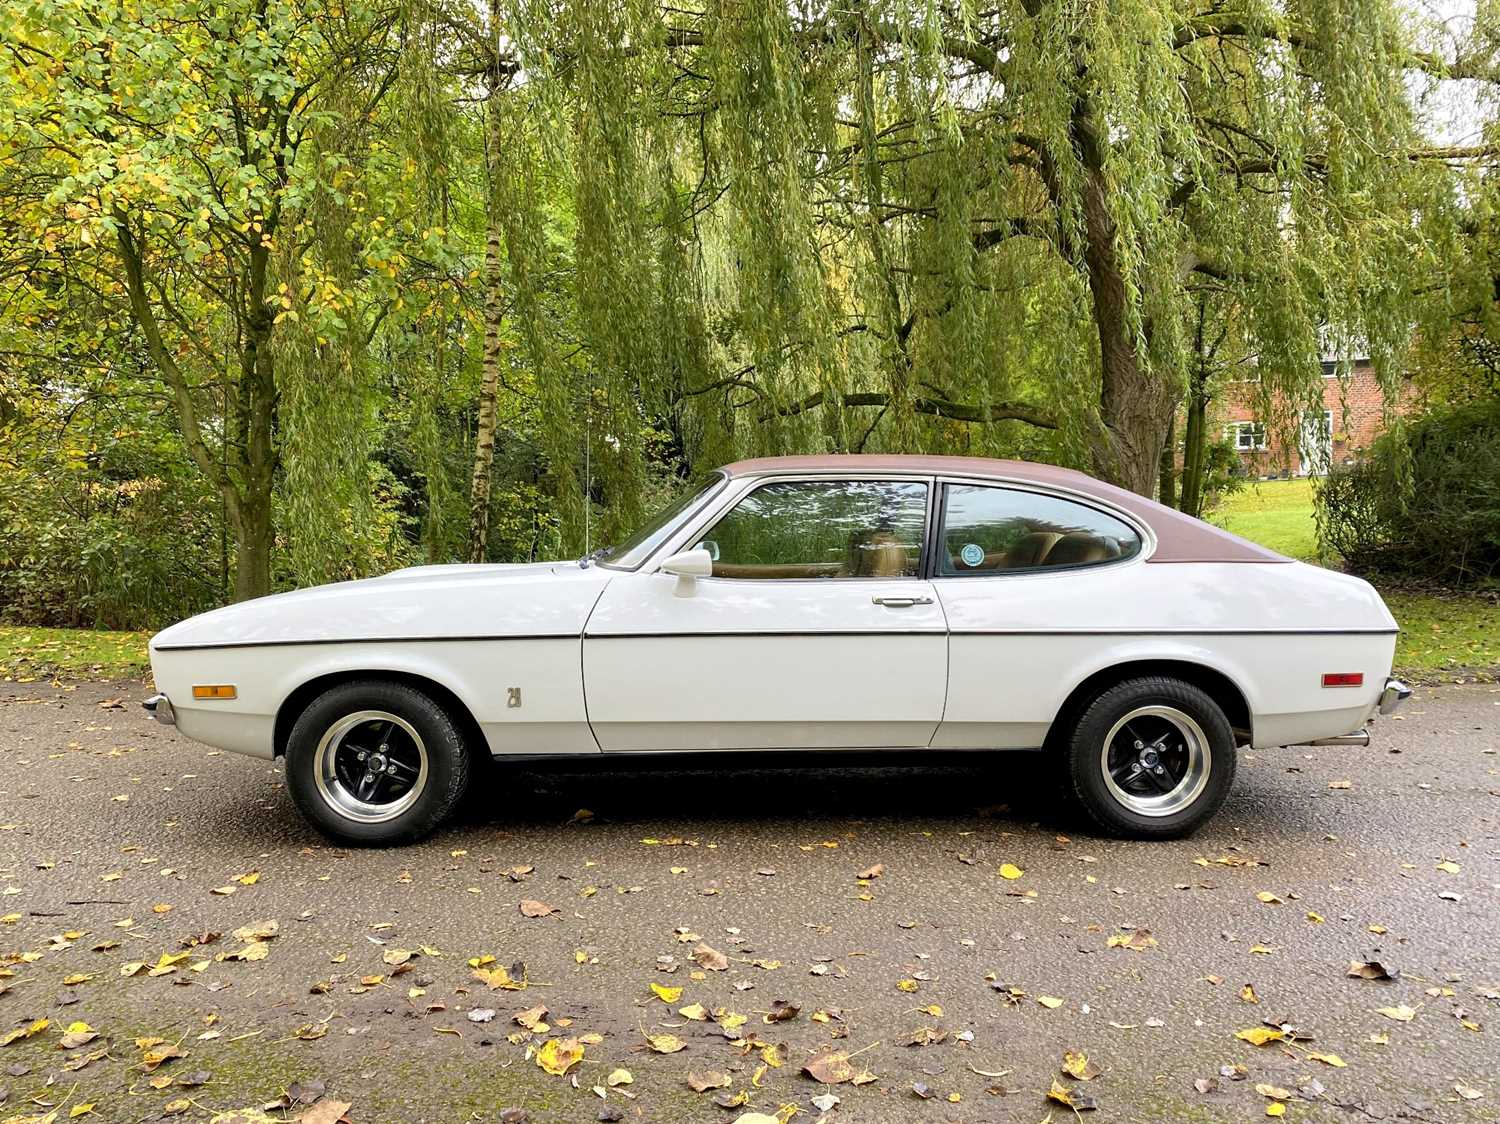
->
0, 679, 1496, 1124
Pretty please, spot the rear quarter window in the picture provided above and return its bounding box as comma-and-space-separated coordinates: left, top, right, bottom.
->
938, 484, 1142, 576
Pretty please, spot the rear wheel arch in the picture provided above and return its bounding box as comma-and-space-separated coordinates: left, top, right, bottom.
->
274, 670, 488, 765
1048, 658, 1252, 749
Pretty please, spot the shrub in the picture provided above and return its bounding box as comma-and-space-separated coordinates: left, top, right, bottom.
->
1318, 399, 1500, 585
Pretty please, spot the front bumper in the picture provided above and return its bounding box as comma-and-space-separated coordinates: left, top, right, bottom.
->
1378, 677, 1411, 716
143, 694, 176, 726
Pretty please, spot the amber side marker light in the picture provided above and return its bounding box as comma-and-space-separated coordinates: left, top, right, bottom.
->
191, 684, 237, 700
1321, 673, 1364, 688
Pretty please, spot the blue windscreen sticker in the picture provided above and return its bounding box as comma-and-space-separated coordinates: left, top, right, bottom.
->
960, 542, 984, 567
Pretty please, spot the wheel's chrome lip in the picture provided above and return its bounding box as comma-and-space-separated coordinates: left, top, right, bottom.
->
1100, 705, 1211, 818
313, 710, 428, 825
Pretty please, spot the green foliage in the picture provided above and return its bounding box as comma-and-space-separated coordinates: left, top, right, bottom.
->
3, 0, 1500, 622
1318, 400, 1500, 585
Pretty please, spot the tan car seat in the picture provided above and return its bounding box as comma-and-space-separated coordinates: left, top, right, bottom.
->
1044, 532, 1117, 567
1005, 531, 1064, 568
849, 529, 910, 577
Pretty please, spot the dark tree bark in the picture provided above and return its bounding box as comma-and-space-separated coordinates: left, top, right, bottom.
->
1158, 410, 1178, 507
1177, 296, 1218, 518
1074, 132, 1176, 495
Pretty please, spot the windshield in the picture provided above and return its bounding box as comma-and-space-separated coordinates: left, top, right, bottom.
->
598, 474, 726, 570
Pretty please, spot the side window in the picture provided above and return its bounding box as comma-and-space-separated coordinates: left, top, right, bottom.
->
695, 480, 928, 579
938, 484, 1141, 576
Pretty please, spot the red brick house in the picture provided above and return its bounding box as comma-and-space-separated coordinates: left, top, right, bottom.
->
1219, 357, 1419, 477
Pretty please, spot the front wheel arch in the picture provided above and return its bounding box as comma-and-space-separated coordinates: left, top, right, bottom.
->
274, 670, 488, 767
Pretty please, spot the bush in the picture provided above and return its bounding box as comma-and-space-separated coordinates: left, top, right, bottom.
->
1318, 399, 1500, 585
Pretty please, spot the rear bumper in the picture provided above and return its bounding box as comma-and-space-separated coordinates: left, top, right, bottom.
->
1378, 677, 1411, 716
1291, 677, 1409, 747
143, 694, 175, 726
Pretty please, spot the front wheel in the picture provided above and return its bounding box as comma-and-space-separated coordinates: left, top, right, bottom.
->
1063, 677, 1236, 839
285, 680, 471, 846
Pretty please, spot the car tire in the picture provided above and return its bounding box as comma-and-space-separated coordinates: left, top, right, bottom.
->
1063, 676, 1236, 839
285, 680, 471, 846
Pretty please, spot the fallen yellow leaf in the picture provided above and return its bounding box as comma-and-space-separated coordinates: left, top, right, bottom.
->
1308, 1051, 1347, 1068
535, 1036, 584, 1076
1235, 1026, 1285, 1046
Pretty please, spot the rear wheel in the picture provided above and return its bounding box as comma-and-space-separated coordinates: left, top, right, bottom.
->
1063, 677, 1235, 839
285, 680, 470, 846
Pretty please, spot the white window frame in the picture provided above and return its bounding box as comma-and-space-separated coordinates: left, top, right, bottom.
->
1227, 421, 1267, 450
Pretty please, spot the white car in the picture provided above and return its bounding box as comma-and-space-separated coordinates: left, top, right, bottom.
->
146, 455, 1408, 844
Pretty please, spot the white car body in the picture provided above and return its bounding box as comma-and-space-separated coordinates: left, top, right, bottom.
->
148, 456, 1403, 766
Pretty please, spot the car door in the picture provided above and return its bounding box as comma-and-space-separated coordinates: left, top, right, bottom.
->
928, 480, 1148, 749
583, 476, 948, 751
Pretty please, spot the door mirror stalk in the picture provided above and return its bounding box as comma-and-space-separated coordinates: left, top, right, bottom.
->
658, 548, 714, 596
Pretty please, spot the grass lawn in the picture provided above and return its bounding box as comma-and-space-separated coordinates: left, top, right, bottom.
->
0, 625, 152, 681
1214, 477, 1497, 679
1382, 589, 1499, 678
1214, 477, 1325, 562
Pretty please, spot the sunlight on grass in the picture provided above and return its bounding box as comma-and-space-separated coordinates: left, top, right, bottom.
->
0, 626, 151, 681
1214, 478, 1326, 562
1385, 591, 1500, 677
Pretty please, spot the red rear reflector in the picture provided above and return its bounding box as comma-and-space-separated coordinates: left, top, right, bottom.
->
1321, 673, 1364, 688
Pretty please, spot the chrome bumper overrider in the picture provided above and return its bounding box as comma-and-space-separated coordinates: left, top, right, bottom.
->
1378, 677, 1411, 716
143, 694, 176, 726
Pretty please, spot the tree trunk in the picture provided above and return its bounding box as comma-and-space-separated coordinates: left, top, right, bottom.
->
231, 490, 273, 602
1179, 361, 1211, 518
1079, 168, 1173, 495
231, 365, 274, 599
466, 0, 506, 564
228, 250, 277, 601
1158, 410, 1177, 507
1175, 295, 1213, 518
116, 215, 274, 600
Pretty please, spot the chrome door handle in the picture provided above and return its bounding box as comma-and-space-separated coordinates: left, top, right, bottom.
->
871, 596, 933, 607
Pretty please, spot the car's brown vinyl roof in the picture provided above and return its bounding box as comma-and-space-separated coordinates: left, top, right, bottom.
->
720, 454, 1288, 564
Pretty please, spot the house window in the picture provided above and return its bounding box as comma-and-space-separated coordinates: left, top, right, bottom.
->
1228, 421, 1267, 450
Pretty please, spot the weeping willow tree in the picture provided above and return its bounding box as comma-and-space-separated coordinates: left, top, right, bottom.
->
478, 0, 1488, 545
7, 0, 1495, 589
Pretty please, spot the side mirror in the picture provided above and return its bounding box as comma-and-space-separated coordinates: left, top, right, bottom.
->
659, 548, 714, 596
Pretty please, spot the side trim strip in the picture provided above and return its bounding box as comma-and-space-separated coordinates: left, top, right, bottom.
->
946, 627, 1399, 637
585, 631, 947, 638
154, 634, 576, 652
584, 627, 1396, 639
155, 626, 1399, 652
